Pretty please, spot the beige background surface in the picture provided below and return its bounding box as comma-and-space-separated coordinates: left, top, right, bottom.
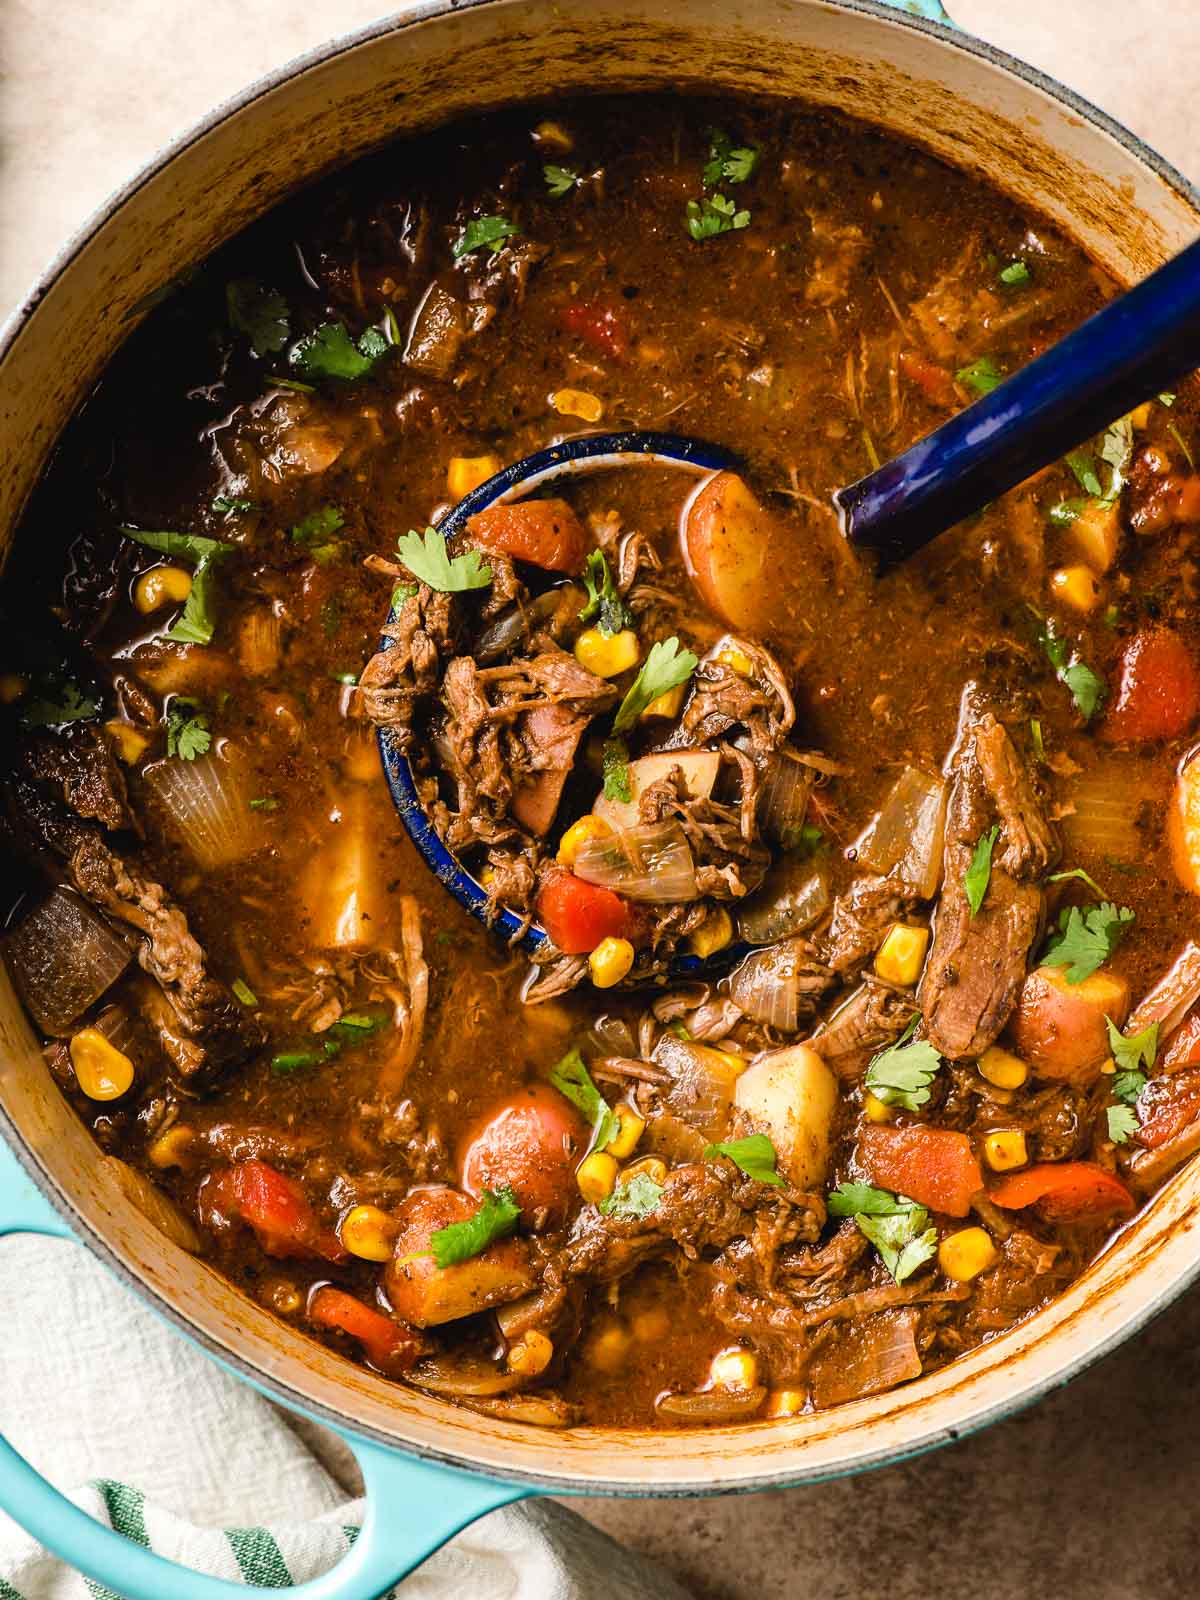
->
4, 2, 1200, 1597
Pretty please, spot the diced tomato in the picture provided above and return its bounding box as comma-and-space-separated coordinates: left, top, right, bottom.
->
206, 1159, 347, 1263
309, 1286, 427, 1374
559, 300, 630, 360
898, 349, 956, 408
459, 1083, 587, 1224
1133, 1070, 1200, 1148
988, 1161, 1135, 1222
1100, 627, 1200, 744
857, 1125, 983, 1218
1161, 1013, 1200, 1072
467, 499, 589, 574
536, 870, 630, 954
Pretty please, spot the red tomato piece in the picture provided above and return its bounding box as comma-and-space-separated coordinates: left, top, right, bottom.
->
988, 1161, 1135, 1222
309, 1286, 427, 1374
459, 1083, 587, 1225
898, 349, 956, 407
1100, 627, 1200, 744
559, 300, 630, 359
1133, 1070, 1200, 1149
536, 870, 630, 954
1161, 1013, 1200, 1072
206, 1159, 347, 1263
858, 1125, 983, 1218
467, 499, 589, 574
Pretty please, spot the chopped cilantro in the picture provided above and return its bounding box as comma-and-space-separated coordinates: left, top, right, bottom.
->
430, 1186, 521, 1267
1160, 392, 1177, 406
330, 671, 359, 686
211, 495, 259, 517
1047, 498, 1087, 528
249, 796, 280, 812
1067, 450, 1103, 497
270, 1009, 390, 1075
702, 128, 760, 188
685, 193, 750, 242
290, 321, 390, 382
579, 550, 635, 638
703, 1133, 783, 1186
964, 824, 1000, 918
1036, 613, 1106, 720
391, 583, 418, 610
232, 978, 258, 1007
599, 1171, 664, 1219
827, 1183, 915, 1217
1048, 866, 1105, 896
864, 1016, 943, 1111
395, 527, 492, 593
1107, 1104, 1139, 1144
1041, 901, 1135, 984
549, 1046, 617, 1152
226, 280, 290, 356
121, 527, 234, 647
783, 821, 826, 856
454, 216, 521, 258
544, 164, 581, 198
18, 678, 98, 729
1106, 1016, 1157, 1078
998, 259, 1031, 287
165, 698, 211, 761
602, 736, 632, 803
291, 504, 346, 565
829, 1185, 936, 1284
956, 356, 1002, 396
613, 637, 698, 733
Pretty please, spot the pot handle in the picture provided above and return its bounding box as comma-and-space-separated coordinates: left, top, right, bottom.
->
0, 1139, 529, 1598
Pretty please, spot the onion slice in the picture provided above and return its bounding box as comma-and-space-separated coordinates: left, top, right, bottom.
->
726, 938, 829, 1033
855, 767, 946, 900
652, 1033, 745, 1140
757, 753, 813, 846
737, 858, 831, 945
142, 746, 264, 870
6, 887, 131, 1034
655, 1386, 767, 1423
574, 821, 699, 903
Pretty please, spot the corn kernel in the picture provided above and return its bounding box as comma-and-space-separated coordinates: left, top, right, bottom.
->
1070, 499, 1120, 573
147, 1124, 194, 1169
69, 1027, 135, 1101
577, 1150, 619, 1203
589, 936, 634, 988
574, 627, 639, 679
0, 672, 26, 704
978, 1046, 1029, 1090
557, 814, 612, 869
607, 1103, 645, 1160
479, 866, 496, 887
533, 119, 573, 151
1130, 402, 1153, 431
1099, 1056, 1117, 1076
134, 565, 192, 614
631, 1306, 670, 1341
938, 1226, 998, 1283
340, 1203, 397, 1262
687, 907, 733, 958
622, 1156, 668, 1187
710, 1348, 759, 1390
105, 719, 151, 765
588, 1321, 630, 1373
507, 1329, 554, 1376
863, 1090, 892, 1124
874, 923, 930, 987
1051, 565, 1101, 613
714, 1050, 748, 1075
715, 644, 753, 677
550, 388, 604, 423
765, 1389, 805, 1418
983, 1129, 1028, 1171
642, 683, 686, 720
446, 454, 501, 499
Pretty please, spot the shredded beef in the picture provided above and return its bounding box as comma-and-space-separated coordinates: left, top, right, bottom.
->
19, 729, 133, 834
810, 977, 917, 1079
358, 585, 457, 740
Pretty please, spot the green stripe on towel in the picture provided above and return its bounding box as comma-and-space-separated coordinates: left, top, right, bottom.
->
226, 1526, 293, 1587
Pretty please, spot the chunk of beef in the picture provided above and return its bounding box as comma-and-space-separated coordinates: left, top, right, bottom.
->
810, 978, 917, 1079
821, 874, 909, 974
919, 691, 1056, 1059
19, 729, 133, 833
638, 766, 770, 901
672, 640, 794, 764
962, 1229, 1068, 1334
510, 702, 590, 836
358, 585, 457, 740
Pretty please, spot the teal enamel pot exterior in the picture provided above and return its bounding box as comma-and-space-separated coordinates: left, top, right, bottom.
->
2, 2, 1200, 1594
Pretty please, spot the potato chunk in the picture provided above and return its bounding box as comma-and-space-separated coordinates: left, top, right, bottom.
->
733, 1043, 837, 1188
385, 1188, 533, 1328
1011, 964, 1130, 1083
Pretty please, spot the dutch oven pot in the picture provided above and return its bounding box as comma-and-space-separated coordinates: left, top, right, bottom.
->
2, 2, 1199, 1594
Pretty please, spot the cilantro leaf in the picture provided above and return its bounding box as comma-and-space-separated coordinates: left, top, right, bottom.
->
19, 679, 99, 729
702, 128, 760, 188
1106, 1016, 1157, 1078
1067, 450, 1103, 497
599, 1171, 664, 1219
685, 193, 750, 241
291, 504, 347, 565
430, 1186, 521, 1268
964, 824, 1000, 917
290, 322, 390, 382
579, 550, 635, 637
783, 820, 826, 856
613, 637, 697, 733
226, 279, 290, 356
121, 527, 234, 647
703, 1133, 783, 1187
212, 495, 259, 517
602, 736, 632, 803
1035, 613, 1106, 720
864, 1017, 943, 1111
232, 978, 258, 1007
827, 1183, 916, 1218
1047, 498, 1087, 528
543, 164, 581, 198
998, 259, 1031, 287
1048, 866, 1105, 896
1097, 416, 1135, 503
1041, 901, 1135, 984
165, 698, 211, 761
249, 796, 280, 812
857, 1208, 938, 1284
394, 527, 492, 593
1107, 1104, 1139, 1144
549, 1047, 617, 1152
956, 356, 1002, 396
454, 216, 521, 258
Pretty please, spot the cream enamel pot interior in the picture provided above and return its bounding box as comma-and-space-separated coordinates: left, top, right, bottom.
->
3, 0, 1200, 1592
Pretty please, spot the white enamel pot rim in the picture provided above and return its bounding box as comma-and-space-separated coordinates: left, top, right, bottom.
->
2, 0, 1200, 1503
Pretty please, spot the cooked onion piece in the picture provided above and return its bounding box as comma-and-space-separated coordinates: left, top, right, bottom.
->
855, 767, 947, 899
142, 746, 264, 870
727, 938, 827, 1033
573, 821, 699, 902
737, 857, 831, 945
6, 887, 131, 1035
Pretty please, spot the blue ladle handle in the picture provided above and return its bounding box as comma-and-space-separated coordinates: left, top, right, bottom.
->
836, 232, 1200, 563
0, 1137, 527, 1599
